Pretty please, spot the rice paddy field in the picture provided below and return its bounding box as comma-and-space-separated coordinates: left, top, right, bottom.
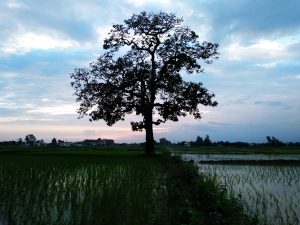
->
1, 145, 298, 225
180, 151, 300, 225
0, 149, 170, 225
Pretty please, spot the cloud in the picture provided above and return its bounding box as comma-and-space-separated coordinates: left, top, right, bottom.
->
6, 0, 24, 9
153, 127, 169, 133
126, 0, 171, 7
0, 116, 51, 123
27, 104, 78, 116
207, 121, 232, 126
0, 1, 98, 55
83, 129, 97, 136
1, 30, 79, 55
256, 62, 278, 68
202, 0, 300, 41
254, 101, 284, 107
224, 39, 291, 60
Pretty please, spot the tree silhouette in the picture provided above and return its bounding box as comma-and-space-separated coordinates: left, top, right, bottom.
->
266, 136, 283, 146
71, 11, 218, 154
203, 135, 212, 146
25, 134, 36, 146
51, 138, 57, 146
17, 138, 23, 145
159, 137, 172, 145
195, 136, 204, 146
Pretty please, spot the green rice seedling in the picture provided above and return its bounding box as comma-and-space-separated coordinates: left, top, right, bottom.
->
0, 151, 170, 225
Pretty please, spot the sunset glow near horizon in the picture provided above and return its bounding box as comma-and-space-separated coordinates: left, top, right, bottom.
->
0, 0, 300, 143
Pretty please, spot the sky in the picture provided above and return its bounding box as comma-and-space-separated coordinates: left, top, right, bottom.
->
0, 0, 300, 143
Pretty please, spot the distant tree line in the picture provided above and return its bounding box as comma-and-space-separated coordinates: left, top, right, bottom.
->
50, 138, 115, 147
0, 134, 299, 147
157, 135, 300, 147
0, 138, 24, 146
0, 134, 114, 147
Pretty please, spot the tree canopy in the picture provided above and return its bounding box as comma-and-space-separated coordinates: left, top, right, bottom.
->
71, 11, 219, 154
25, 134, 36, 146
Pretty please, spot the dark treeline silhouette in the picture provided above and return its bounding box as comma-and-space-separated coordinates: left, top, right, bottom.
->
0, 135, 299, 147
0, 135, 114, 147
158, 136, 300, 147
0, 138, 24, 146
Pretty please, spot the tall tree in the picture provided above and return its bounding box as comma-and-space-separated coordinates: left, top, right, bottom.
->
159, 137, 172, 145
25, 134, 36, 146
203, 135, 212, 146
195, 136, 204, 146
71, 11, 219, 154
51, 138, 57, 146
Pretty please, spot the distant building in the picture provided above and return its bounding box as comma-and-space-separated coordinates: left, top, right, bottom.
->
54, 138, 114, 147
36, 139, 45, 146
184, 142, 191, 147
82, 138, 114, 146
102, 139, 114, 146
57, 140, 72, 147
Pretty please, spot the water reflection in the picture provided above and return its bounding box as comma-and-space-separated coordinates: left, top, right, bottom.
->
181, 153, 300, 162
181, 153, 300, 225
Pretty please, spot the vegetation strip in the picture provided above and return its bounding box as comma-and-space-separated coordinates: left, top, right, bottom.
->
163, 154, 257, 225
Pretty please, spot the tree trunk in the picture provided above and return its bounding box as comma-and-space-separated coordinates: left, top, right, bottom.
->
145, 110, 155, 155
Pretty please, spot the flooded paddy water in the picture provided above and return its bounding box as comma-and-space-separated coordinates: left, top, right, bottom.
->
180, 153, 300, 225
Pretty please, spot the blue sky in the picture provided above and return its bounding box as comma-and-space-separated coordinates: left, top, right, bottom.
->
0, 0, 300, 143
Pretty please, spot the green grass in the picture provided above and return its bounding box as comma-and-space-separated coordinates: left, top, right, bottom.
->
0, 147, 255, 225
